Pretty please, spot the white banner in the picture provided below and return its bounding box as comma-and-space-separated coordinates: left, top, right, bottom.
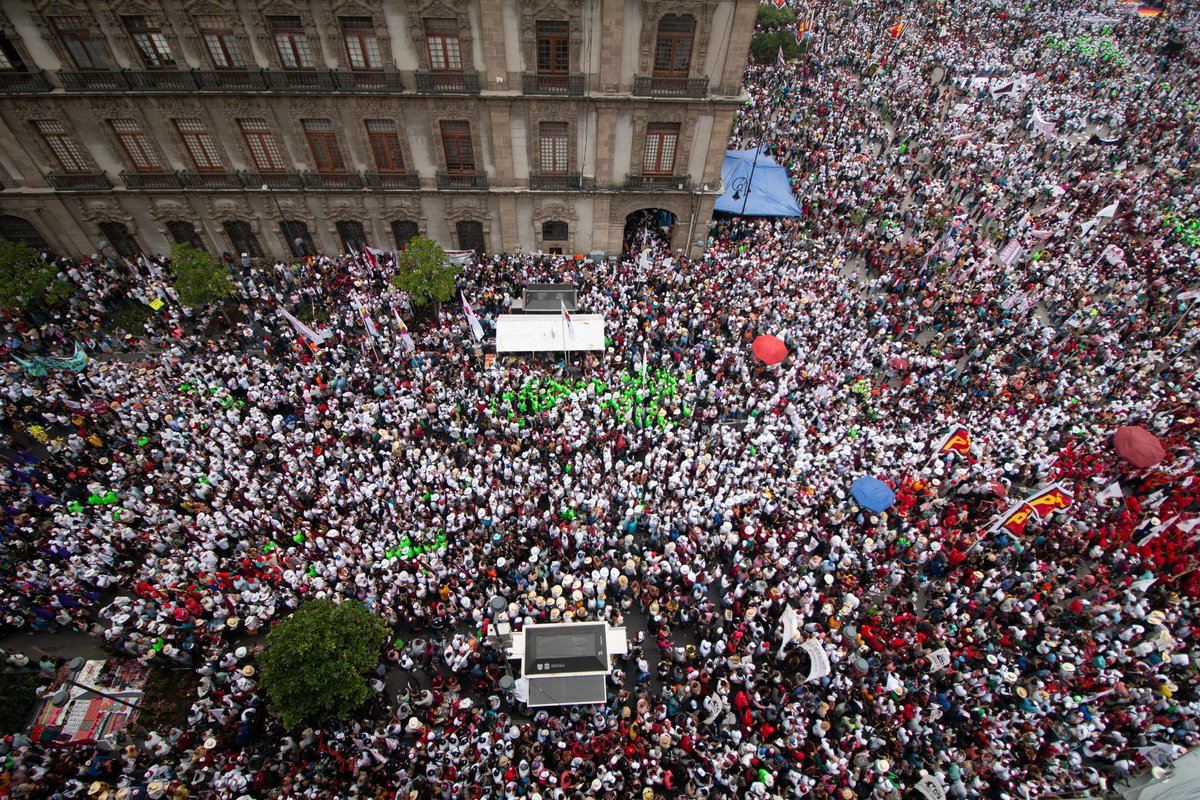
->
999, 238, 1023, 266
779, 605, 799, 656
916, 775, 947, 800
927, 648, 951, 671
801, 639, 831, 683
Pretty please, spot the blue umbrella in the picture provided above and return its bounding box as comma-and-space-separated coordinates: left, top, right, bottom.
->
849, 476, 896, 512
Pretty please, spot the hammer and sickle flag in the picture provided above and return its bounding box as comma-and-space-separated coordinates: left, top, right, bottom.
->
998, 504, 1036, 536
1027, 483, 1074, 519
937, 425, 972, 457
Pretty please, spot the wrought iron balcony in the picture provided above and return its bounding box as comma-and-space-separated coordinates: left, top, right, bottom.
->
180, 171, 243, 190
120, 171, 184, 190
415, 71, 480, 94
632, 75, 709, 98
522, 73, 584, 96
0, 70, 52, 93
363, 172, 422, 190
266, 69, 336, 92
624, 174, 692, 191
333, 70, 404, 92
59, 70, 129, 91
529, 173, 584, 190
436, 171, 488, 190
195, 69, 270, 91
47, 173, 113, 191
125, 70, 199, 91
302, 171, 364, 190
239, 171, 305, 190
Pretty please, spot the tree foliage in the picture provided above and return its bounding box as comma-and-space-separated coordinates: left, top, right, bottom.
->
750, 4, 808, 64
168, 242, 232, 308
756, 3, 797, 30
0, 241, 72, 312
391, 236, 460, 306
259, 599, 389, 730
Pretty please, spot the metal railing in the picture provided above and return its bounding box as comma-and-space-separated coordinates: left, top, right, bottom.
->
632, 75, 708, 98
58, 70, 128, 91
302, 171, 364, 190
47, 173, 113, 191
57, 68, 405, 94
179, 171, 244, 190
194, 69, 270, 91
522, 73, 584, 96
0, 70, 52, 93
436, 171, 488, 190
363, 172, 422, 190
414, 71, 480, 94
119, 171, 184, 190
623, 173, 693, 191
266, 69, 337, 92
529, 173, 584, 190
334, 71, 405, 92
125, 69, 201, 92
238, 171, 305, 190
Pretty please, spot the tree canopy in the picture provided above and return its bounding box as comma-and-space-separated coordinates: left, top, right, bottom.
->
168, 242, 233, 308
259, 599, 390, 730
391, 236, 460, 306
0, 241, 73, 312
750, 4, 808, 64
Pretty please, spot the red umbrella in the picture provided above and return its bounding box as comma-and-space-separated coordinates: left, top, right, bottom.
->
988, 481, 1008, 498
751, 335, 788, 365
890, 357, 910, 370
1113, 426, 1166, 468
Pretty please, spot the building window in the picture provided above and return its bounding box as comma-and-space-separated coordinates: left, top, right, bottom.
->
536, 20, 569, 74
542, 220, 568, 241
281, 220, 315, 257
175, 119, 224, 172
167, 221, 206, 251
642, 123, 679, 174
34, 119, 91, 173
440, 121, 475, 173
197, 15, 243, 69
269, 15, 314, 69
110, 119, 163, 173
653, 14, 695, 77
224, 220, 262, 258
539, 122, 569, 174
240, 119, 287, 172
424, 18, 462, 72
54, 17, 107, 70
392, 220, 420, 250
365, 120, 405, 173
341, 16, 382, 70
0, 215, 50, 252
336, 221, 367, 253
122, 15, 175, 68
302, 119, 345, 173
456, 220, 484, 254
98, 222, 141, 259
0, 34, 27, 71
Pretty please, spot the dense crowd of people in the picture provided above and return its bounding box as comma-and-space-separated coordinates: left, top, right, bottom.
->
2, 0, 1200, 798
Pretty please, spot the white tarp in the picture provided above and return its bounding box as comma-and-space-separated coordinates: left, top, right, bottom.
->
495, 314, 606, 353
801, 640, 831, 682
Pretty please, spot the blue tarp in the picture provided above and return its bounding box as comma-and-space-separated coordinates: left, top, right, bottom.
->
713, 147, 802, 217
849, 476, 896, 512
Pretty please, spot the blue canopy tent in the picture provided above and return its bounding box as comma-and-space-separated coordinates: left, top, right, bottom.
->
849, 476, 896, 513
714, 147, 802, 217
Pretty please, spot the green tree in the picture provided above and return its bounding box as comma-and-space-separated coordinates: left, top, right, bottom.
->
756, 4, 797, 30
259, 599, 389, 730
168, 242, 232, 308
749, 29, 807, 64
0, 241, 73, 312
391, 236, 460, 307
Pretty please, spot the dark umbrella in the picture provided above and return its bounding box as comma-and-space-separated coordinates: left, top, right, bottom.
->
849, 476, 896, 512
751, 335, 788, 365
1113, 426, 1166, 468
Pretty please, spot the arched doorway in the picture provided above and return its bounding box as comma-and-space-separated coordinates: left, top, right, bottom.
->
0, 214, 51, 254
622, 208, 675, 254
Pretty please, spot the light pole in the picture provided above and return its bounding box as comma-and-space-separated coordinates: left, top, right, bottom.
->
51, 657, 144, 713
262, 183, 306, 258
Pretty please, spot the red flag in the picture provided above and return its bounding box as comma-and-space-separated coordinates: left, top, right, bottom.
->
773, 0, 787, 8
1027, 484, 1074, 519
998, 504, 1036, 536
938, 426, 972, 457
887, 21, 905, 39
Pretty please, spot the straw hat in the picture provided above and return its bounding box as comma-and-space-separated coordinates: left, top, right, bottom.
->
1147, 609, 1166, 626
876, 758, 891, 773
241, 665, 256, 677
204, 736, 218, 750
1016, 686, 1028, 699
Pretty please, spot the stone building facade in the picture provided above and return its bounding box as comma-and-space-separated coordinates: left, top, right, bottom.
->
0, 0, 757, 261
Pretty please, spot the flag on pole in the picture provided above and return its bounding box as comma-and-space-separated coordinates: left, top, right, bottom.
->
997, 503, 1036, 536
887, 21, 905, 39
1026, 483, 1074, 519
392, 306, 415, 353
1096, 482, 1124, 503
935, 424, 972, 456
1096, 201, 1120, 219
361, 245, 380, 273
358, 305, 378, 339
1101, 243, 1126, 265
560, 298, 576, 340
279, 308, 332, 345
773, 0, 787, 9
778, 605, 799, 655
462, 291, 484, 341
777, 45, 786, 66
1137, 6, 1163, 16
